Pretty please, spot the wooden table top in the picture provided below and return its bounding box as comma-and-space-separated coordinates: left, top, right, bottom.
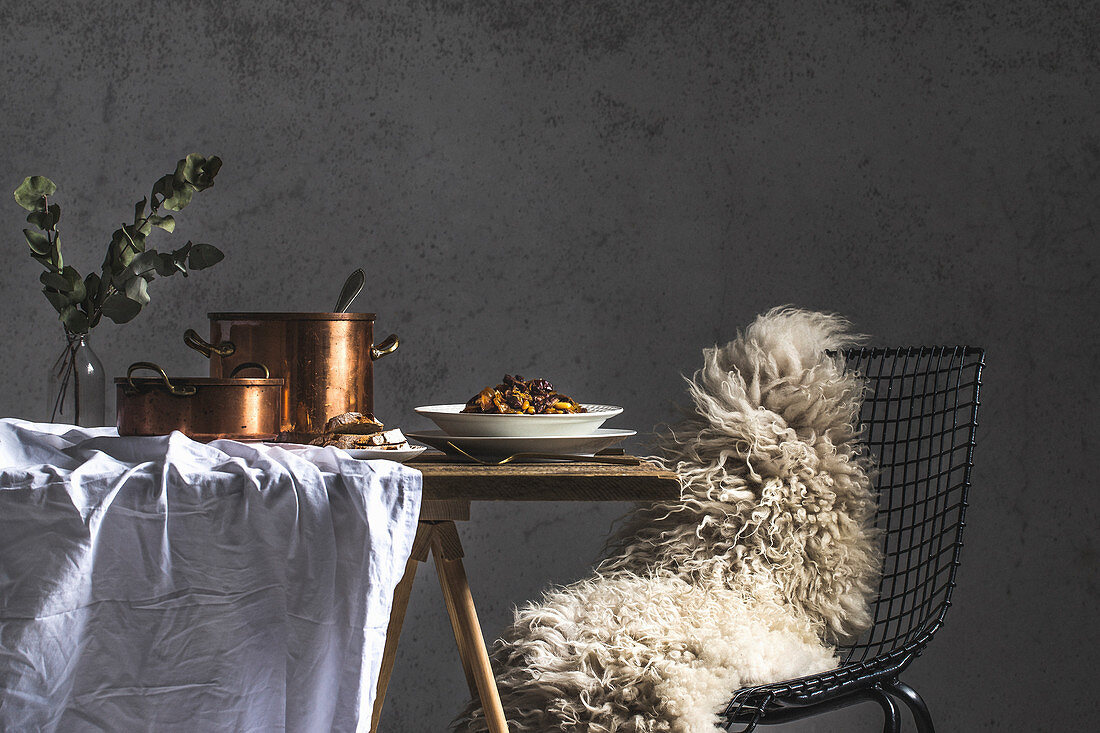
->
409, 454, 681, 502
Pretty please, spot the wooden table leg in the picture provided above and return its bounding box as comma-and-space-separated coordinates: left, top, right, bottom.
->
370, 503, 504, 733
370, 555, 419, 732
433, 546, 479, 696
430, 521, 509, 733
372, 519, 438, 733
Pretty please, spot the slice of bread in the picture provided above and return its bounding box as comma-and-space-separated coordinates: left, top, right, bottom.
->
363, 429, 406, 446
327, 433, 380, 449
323, 412, 384, 435
310, 428, 407, 450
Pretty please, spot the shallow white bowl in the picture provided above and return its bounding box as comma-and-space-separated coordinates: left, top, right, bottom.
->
414, 404, 623, 437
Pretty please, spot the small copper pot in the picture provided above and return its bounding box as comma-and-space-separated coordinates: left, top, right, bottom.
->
184, 312, 399, 442
116, 362, 284, 442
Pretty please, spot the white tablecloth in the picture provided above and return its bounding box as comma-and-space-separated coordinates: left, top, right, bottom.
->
0, 419, 422, 732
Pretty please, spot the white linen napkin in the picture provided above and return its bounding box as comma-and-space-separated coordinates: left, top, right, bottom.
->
0, 419, 422, 732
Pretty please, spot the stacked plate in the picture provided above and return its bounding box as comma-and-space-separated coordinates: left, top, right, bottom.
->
409, 404, 635, 458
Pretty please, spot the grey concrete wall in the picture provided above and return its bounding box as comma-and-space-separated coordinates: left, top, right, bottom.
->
1, 1, 1096, 730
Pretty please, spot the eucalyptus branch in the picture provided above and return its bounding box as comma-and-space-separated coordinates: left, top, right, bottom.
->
13, 154, 225, 335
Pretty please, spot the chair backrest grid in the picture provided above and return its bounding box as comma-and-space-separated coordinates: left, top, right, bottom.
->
891, 348, 943, 655
892, 349, 940, 656
838, 346, 982, 664
918, 351, 965, 642
721, 346, 982, 728
884, 348, 921, 653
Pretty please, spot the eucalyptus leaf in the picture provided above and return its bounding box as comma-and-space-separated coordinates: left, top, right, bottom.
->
107, 227, 145, 273
151, 174, 175, 208
153, 254, 175, 277
187, 243, 224, 270
125, 275, 150, 305
177, 154, 222, 191
23, 228, 51, 255
149, 214, 175, 233
44, 290, 70, 313
97, 271, 111, 300
172, 158, 189, 187
200, 156, 223, 188
134, 197, 147, 225
100, 293, 142, 324
83, 273, 100, 310
160, 184, 194, 212
27, 204, 60, 230
171, 241, 193, 260
114, 250, 160, 286
59, 306, 90, 335
154, 252, 186, 277
132, 249, 160, 269
40, 271, 69, 290
106, 232, 135, 272
169, 242, 193, 277
62, 266, 86, 302
14, 176, 56, 211
115, 245, 135, 269
49, 236, 63, 269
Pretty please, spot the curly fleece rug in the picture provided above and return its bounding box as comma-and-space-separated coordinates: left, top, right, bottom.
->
453, 308, 880, 732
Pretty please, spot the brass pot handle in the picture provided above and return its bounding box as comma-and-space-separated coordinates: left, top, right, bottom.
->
229, 362, 271, 379
371, 333, 399, 361
126, 362, 197, 396
184, 328, 236, 358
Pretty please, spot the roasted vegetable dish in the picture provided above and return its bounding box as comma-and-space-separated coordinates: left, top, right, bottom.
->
462, 374, 587, 414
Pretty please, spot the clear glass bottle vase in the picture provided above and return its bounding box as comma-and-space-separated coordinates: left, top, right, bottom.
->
47, 331, 105, 427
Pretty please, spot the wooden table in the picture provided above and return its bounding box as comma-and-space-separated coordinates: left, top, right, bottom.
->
370, 455, 681, 733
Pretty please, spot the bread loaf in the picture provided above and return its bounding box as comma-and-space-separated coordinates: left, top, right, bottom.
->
323, 412, 384, 435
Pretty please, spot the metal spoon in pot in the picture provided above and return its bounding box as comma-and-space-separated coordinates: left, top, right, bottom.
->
334, 268, 366, 313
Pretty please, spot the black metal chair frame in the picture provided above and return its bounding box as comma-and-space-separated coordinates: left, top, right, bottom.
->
720, 346, 985, 733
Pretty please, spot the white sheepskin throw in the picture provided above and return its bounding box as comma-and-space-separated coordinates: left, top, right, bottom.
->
453, 308, 881, 732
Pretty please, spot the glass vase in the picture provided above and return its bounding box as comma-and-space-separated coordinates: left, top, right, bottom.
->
47, 331, 105, 427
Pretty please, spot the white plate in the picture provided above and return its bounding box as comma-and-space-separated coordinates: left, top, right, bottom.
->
269, 441, 427, 464
406, 429, 636, 457
414, 404, 623, 437
344, 445, 427, 463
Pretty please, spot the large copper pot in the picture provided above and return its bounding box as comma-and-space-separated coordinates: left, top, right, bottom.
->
116, 362, 284, 441
185, 312, 399, 442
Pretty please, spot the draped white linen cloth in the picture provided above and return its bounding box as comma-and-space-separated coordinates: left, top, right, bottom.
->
0, 419, 422, 732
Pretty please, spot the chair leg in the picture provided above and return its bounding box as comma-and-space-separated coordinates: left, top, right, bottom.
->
885, 679, 936, 733
871, 687, 901, 733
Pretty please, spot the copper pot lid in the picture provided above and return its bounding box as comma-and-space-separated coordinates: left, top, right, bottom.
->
115, 377, 284, 386
207, 312, 376, 321
116, 362, 283, 395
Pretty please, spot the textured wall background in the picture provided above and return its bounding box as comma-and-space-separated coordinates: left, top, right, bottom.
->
1, 1, 1097, 730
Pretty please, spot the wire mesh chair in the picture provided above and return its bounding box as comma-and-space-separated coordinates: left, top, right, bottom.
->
721, 346, 985, 733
